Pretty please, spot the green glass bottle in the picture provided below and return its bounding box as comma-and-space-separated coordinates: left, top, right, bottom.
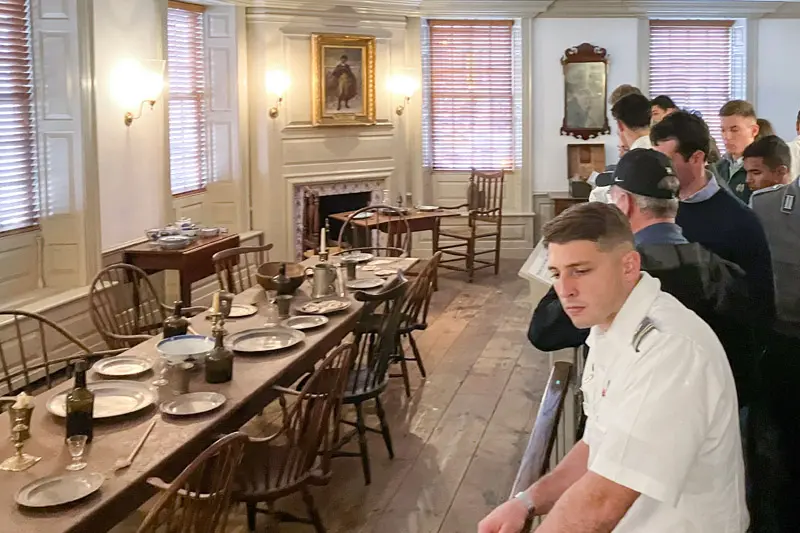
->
66, 360, 94, 442
163, 301, 189, 338
205, 322, 233, 384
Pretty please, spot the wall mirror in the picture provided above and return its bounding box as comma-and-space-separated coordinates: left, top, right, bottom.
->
560, 43, 610, 140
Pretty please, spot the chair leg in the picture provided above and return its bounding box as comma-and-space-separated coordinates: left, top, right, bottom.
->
246, 502, 257, 532
354, 402, 372, 485
397, 339, 411, 398
467, 239, 475, 283
494, 231, 501, 275
374, 396, 395, 459
301, 487, 327, 533
408, 333, 427, 377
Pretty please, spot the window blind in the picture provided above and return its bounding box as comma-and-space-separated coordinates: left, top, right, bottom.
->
167, 1, 207, 196
649, 20, 734, 152
0, 0, 37, 234
424, 20, 515, 171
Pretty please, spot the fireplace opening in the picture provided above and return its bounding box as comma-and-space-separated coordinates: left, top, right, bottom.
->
318, 191, 371, 243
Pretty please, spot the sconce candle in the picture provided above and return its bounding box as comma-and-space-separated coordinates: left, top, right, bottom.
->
114, 58, 166, 127
390, 74, 419, 116
265, 70, 290, 119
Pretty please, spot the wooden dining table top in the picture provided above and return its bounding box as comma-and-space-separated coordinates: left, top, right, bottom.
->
329, 208, 459, 228
0, 256, 418, 533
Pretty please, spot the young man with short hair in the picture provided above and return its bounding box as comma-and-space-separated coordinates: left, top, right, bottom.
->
481, 202, 748, 533
649, 95, 677, 125
717, 100, 760, 203
743, 135, 792, 193
611, 94, 652, 152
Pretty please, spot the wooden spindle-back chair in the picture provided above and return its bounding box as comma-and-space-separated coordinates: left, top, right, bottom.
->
433, 169, 505, 282
0, 310, 123, 398
136, 432, 249, 533
233, 342, 357, 532
212, 243, 274, 294
89, 263, 204, 350
302, 188, 321, 258
335, 205, 411, 258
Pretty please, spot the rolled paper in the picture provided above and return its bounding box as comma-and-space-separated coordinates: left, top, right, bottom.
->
320, 227, 327, 255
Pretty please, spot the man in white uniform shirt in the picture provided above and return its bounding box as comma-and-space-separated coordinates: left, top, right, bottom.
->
788, 109, 800, 181
478, 202, 747, 533
590, 94, 653, 204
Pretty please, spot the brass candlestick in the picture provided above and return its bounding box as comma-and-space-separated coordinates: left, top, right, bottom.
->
0, 411, 41, 472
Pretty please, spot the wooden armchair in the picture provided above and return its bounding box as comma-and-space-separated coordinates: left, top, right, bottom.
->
0, 310, 124, 397
89, 263, 205, 350
137, 432, 249, 533
233, 342, 357, 532
302, 188, 344, 259
433, 169, 505, 282
212, 243, 274, 294
335, 205, 411, 258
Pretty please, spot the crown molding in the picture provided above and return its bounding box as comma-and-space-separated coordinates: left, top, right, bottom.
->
208, 0, 422, 16
540, 0, 792, 18
421, 0, 554, 17
764, 1, 800, 17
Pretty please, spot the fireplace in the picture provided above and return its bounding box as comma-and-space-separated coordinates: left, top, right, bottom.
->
292, 179, 386, 259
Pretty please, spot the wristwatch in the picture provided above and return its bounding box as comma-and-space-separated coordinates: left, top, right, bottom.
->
513, 490, 536, 518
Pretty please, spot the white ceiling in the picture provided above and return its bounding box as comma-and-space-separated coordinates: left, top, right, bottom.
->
206, 0, 800, 18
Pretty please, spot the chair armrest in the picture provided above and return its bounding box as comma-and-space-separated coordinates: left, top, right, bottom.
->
102, 332, 153, 344
438, 203, 468, 211
92, 348, 129, 358
272, 385, 301, 397
147, 477, 171, 491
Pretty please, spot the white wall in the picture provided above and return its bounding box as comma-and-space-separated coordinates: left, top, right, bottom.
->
532, 18, 643, 194
94, 0, 169, 251
755, 19, 800, 141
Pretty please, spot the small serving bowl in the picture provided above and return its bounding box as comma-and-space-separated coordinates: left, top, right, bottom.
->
199, 227, 220, 238
145, 229, 161, 241
156, 335, 214, 365
157, 235, 191, 250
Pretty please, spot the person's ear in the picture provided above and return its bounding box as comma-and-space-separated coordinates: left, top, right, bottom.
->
690, 150, 704, 166
751, 122, 760, 140
621, 249, 641, 280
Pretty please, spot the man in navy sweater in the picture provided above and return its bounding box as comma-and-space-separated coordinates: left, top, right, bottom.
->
650, 111, 775, 330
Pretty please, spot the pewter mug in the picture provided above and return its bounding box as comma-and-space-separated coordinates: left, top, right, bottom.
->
305, 263, 338, 299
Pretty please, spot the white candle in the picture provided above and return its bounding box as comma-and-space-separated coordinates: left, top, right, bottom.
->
320, 227, 327, 254
212, 291, 220, 314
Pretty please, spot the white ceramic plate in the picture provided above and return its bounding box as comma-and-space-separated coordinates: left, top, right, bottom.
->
297, 298, 351, 315
352, 211, 373, 220
227, 304, 257, 318
346, 278, 384, 290
47, 381, 155, 419
156, 335, 214, 364
16, 472, 104, 508
338, 252, 374, 263
226, 327, 305, 353
416, 205, 440, 212
282, 315, 329, 330
375, 269, 397, 277
93, 355, 153, 378
160, 392, 226, 417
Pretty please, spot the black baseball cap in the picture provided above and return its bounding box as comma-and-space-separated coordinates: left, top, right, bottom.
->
612, 148, 678, 200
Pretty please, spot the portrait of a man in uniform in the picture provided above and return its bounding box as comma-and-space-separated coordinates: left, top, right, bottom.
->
324, 47, 363, 114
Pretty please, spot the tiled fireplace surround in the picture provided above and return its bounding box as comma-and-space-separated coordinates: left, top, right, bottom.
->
292, 179, 386, 259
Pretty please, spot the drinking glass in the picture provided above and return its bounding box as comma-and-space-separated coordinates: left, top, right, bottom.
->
264, 290, 280, 326
66, 435, 88, 471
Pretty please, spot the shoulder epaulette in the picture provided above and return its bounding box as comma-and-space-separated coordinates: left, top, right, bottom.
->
632, 317, 658, 352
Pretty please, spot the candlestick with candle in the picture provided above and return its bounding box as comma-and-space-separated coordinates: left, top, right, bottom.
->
320, 226, 327, 255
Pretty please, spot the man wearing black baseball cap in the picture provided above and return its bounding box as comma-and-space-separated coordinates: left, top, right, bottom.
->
529, 148, 752, 406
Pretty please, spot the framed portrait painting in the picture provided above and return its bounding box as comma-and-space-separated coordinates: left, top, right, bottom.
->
311, 33, 376, 126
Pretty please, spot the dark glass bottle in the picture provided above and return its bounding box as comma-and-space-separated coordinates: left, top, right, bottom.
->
205, 324, 233, 384
163, 301, 189, 338
66, 360, 94, 442
272, 263, 293, 296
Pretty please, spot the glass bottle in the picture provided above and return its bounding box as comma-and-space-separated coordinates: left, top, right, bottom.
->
66, 360, 94, 442
205, 317, 233, 384
163, 301, 189, 338
272, 263, 293, 296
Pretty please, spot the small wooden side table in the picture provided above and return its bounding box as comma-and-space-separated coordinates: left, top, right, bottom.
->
549, 194, 588, 217
122, 233, 240, 306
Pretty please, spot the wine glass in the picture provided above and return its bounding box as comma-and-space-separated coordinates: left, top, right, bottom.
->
66, 435, 88, 471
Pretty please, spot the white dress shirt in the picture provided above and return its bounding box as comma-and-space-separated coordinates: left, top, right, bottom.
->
582, 273, 748, 532
589, 135, 652, 204
788, 135, 800, 181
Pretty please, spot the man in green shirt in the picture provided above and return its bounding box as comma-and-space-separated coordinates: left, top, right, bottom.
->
716, 100, 759, 203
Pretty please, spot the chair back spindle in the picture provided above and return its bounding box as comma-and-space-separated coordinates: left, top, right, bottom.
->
212, 243, 274, 294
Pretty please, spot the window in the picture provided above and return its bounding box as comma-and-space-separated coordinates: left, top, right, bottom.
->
423, 20, 518, 171
649, 20, 736, 151
167, 1, 207, 196
0, 0, 37, 234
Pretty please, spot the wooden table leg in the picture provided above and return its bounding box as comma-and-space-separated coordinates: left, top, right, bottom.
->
180, 274, 193, 306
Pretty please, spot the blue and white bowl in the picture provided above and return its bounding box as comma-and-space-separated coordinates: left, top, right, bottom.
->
156, 335, 214, 364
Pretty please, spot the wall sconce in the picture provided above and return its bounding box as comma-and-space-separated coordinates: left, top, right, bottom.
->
265, 70, 290, 119
390, 74, 419, 116
113, 59, 166, 127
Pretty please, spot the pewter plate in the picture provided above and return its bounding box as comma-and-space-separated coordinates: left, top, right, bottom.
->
159, 392, 226, 417
226, 327, 305, 354
337, 252, 374, 263
93, 355, 153, 378
297, 298, 351, 315
16, 472, 104, 508
346, 278, 384, 290
47, 381, 156, 419
282, 315, 329, 330
416, 205, 440, 212
227, 304, 258, 318
352, 211, 373, 220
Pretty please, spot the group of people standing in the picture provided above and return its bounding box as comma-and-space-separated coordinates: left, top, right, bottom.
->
478, 85, 800, 532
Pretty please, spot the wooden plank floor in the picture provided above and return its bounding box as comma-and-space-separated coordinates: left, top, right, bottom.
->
113, 260, 551, 533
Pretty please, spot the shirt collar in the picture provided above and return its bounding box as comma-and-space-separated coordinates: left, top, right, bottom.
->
681, 170, 720, 203
634, 222, 688, 246
586, 272, 662, 350
630, 135, 652, 151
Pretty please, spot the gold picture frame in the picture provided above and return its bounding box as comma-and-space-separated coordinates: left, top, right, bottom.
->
311, 33, 376, 127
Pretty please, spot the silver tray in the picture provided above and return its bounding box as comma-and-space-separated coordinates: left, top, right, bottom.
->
47, 380, 156, 419
227, 303, 257, 318
297, 297, 351, 315
16, 472, 104, 508
226, 327, 305, 354
160, 392, 226, 417
282, 315, 329, 330
92, 355, 153, 378
346, 278, 384, 290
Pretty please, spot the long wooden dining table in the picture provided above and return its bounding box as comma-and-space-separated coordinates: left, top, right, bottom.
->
0, 256, 418, 533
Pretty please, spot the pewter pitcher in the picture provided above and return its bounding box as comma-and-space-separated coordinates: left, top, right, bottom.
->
305, 263, 338, 299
